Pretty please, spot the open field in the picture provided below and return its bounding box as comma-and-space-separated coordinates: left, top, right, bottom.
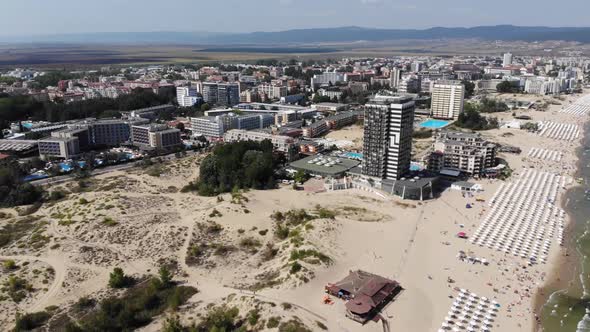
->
1, 39, 589, 68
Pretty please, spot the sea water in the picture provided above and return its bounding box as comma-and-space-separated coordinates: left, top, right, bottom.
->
541, 122, 590, 332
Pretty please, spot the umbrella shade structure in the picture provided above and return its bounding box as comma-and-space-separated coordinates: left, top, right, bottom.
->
457, 232, 468, 239
439, 290, 500, 332
468, 169, 567, 265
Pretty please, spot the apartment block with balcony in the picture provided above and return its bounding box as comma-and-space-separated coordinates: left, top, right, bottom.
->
428, 131, 497, 176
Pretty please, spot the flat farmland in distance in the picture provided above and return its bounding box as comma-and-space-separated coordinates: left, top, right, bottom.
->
0, 39, 587, 68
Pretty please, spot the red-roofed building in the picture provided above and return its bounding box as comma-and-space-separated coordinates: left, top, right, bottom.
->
325, 270, 402, 323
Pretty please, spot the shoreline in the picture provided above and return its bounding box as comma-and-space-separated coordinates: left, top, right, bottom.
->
532, 107, 590, 331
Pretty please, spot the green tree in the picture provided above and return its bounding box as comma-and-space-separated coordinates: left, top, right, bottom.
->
191, 140, 280, 196
159, 266, 173, 287
108, 267, 131, 289
14, 311, 51, 331
497, 81, 518, 93
200, 103, 211, 112
293, 170, 309, 184
461, 80, 476, 98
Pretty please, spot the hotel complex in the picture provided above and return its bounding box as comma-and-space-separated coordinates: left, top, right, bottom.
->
428, 131, 497, 176
430, 81, 465, 120
362, 94, 415, 180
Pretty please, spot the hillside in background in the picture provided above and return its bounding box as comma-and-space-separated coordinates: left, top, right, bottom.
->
4, 25, 590, 45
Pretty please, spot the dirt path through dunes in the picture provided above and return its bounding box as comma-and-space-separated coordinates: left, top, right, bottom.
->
0, 255, 66, 312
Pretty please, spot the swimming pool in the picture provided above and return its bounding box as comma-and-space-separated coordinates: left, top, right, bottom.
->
59, 163, 73, 172
342, 152, 363, 160
58, 161, 85, 172
410, 162, 424, 171
419, 119, 451, 129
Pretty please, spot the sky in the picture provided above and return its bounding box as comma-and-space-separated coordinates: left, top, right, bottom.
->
1, 0, 589, 36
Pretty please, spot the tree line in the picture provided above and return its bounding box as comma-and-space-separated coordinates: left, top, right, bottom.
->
0, 88, 175, 132
0, 160, 44, 208
184, 140, 284, 196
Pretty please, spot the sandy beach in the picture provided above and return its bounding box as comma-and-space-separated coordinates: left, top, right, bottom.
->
0, 91, 588, 331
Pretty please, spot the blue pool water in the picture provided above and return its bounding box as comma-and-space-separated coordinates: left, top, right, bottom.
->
343, 152, 363, 160
420, 119, 450, 129
22, 123, 33, 129
410, 162, 424, 171
59, 163, 73, 172
59, 161, 85, 172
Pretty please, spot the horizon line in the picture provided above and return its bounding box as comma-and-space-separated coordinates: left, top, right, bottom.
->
2, 24, 590, 38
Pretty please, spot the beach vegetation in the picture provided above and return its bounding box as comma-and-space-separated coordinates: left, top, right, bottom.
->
0, 160, 44, 208
208, 208, 222, 218
290, 249, 331, 264
4, 275, 32, 302
186, 140, 284, 196
316, 206, 337, 220
278, 319, 312, 332
74, 297, 96, 311
3, 259, 17, 270
14, 311, 52, 331
197, 305, 242, 331
206, 222, 223, 234
521, 122, 539, 132
290, 261, 303, 274
316, 321, 328, 330
108, 267, 133, 289
102, 217, 118, 226
455, 109, 499, 130
158, 266, 173, 287
0, 215, 45, 249
466, 98, 509, 113
261, 243, 279, 261
212, 244, 236, 256
239, 237, 262, 253
161, 315, 183, 332
49, 190, 67, 201
267, 316, 281, 328
274, 224, 290, 240
64, 276, 196, 331
146, 165, 165, 177
247, 309, 261, 326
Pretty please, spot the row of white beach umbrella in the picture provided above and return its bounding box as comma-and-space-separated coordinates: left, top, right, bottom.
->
537, 121, 580, 141
471, 169, 564, 264
527, 147, 562, 162
560, 95, 590, 117
438, 289, 499, 332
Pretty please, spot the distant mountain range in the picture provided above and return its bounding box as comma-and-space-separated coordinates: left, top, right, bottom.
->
4, 25, 590, 45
